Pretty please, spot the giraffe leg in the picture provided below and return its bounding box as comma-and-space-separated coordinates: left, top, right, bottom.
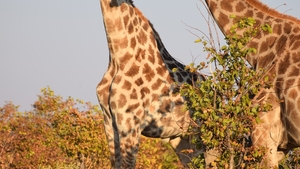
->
102, 109, 122, 168
251, 106, 284, 167
168, 136, 218, 169
168, 137, 194, 168
117, 125, 141, 168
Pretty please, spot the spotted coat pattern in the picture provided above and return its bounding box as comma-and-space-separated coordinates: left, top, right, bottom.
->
97, 0, 203, 168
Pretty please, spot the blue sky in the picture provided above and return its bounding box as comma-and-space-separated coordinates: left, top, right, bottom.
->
1, 0, 300, 111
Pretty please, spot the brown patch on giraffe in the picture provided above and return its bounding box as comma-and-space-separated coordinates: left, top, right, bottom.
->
112, 36, 128, 49
166, 74, 174, 83
218, 12, 230, 33
142, 99, 150, 108
259, 36, 276, 53
159, 99, 172, 113
236, 2, 245, 13
134, 48, 143, 62
152, 78, 164, 90
132, 129, 137, 138
257, 52, 274, 68
278, 54, 290, 75
123, 15, 129, 26
140, 87, 150, 99
109, 64, 116, 77
291, 37, 300, 51
126, 117, 132, 129
297, 98, 300, 112
207, 1, 217, 14
98, 77, 108, 86
161, 86, 170, 96
135, 77, 144, 86
248, 41, 258, 51
156, 66, 165, 77
142, 22, 149, 32
276, 35, 288, 56
245, 10, 254, 17
132, 17, 138, 27
122, 80, 132, 91
256, 12, 264, 20
120, 52, 131, 70
125, 63, 139, 77
110, 101, 117, 110
120, 2, 128, 13
114, 17, 123, 32
126, 103, 140, 113
128, 23, 134, 34
105, 18, 115, 34
121, 131, 127, 138
148, 46, 155, 64
273, 24, 282, 36
137, 30, 147, 45
288, 89, 297, 100
129, 37, 136, 51
133, 116, 139, 125
118, 94, 127, 108
130, 89, 138, 100
97, 85, 109, 104
143, 63, 155, 82
136, 109, 143, 117
117, 113, 124, 125
157, 52, 164, 65
292, 52, 300, 63
152, 94, 159, 102
288, 67, 300, 77
150, 35, 156, 48
283, 23, 292, 34
114, 75, 122, 84
293, 27, 300, 34
128, 6, 134, 17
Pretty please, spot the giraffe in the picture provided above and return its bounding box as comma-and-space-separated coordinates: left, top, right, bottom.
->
96, 0, 204, 168
204, 0, 300, 167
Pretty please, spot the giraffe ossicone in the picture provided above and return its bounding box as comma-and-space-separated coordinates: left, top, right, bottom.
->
204, 0, 300, 167
97, 0, 204, 168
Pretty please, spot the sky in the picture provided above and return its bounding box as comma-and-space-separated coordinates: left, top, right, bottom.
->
1, 0, 300, 111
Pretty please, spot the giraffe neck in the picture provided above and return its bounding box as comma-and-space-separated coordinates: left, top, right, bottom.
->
205, 0, 300, 35
100, 0, 194, 83
205, 0, 300, 68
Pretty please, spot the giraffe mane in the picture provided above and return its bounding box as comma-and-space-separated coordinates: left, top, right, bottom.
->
246, 0, 300, 26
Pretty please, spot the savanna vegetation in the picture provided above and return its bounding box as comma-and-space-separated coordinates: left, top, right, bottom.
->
0, 87, 182, 169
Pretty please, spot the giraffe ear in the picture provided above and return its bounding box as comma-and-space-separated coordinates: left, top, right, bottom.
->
110, 0, 135, 7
